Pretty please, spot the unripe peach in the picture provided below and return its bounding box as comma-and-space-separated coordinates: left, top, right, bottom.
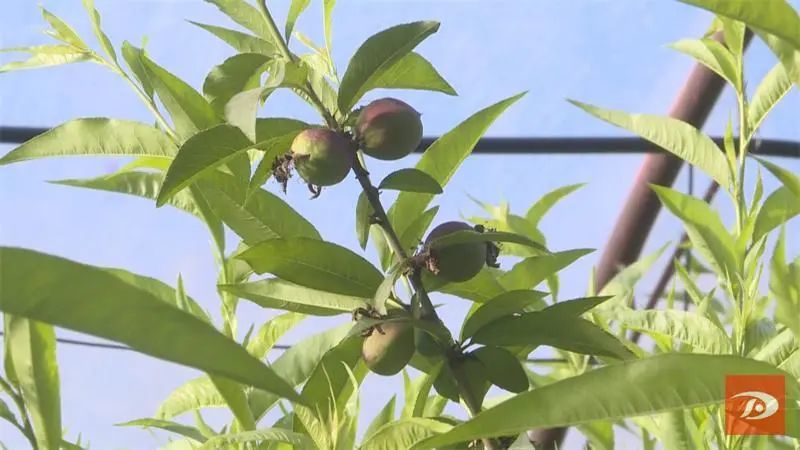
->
291, 128, 352, 186
356, 98, 422, 160
362, 320, 415, 376
424, 221, 487, 283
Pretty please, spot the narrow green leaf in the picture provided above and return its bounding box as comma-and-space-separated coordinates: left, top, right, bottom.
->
669, 38, 739, 88
544, 295, 614, 317
156, 376, 226, 420
373, 265, 403, 314
747, 63, 793, 140
285, 0, 311, 39
188, 21, 276, 55
0, 247, 303, 405
236, 238, 384, 298
569, 100, 731, 190
121, 42, 154, 98
615, 309, 731, 353
758, 31, 800, 89
431, 268, 506, 304
40, 8, 86, 49
364, 52, 456, 97
157, 125, 253, 205
364, 396, 396, 441
140, 54, 220, 140
418, 354, 800, 448
6, 318, 61, 449
204, 0, 271, 39
461, 290, 548, 340
245, 312, 305, 359
201, 174, 321, 244
473, 314, 634, 360
338, 21, 440, 112
472, 346, 529, 393
755, 157, 800, 199
249, 324, 352, 421
323, 0, 336, 59
299, 337, 365, 427
0, 47, 89, 73
118, 418, 206, 443
209, 376, 256, 430
651, 185, 739, 279
248, 118, 311, 193
525, 183, 586, 226
389, 93, 526, 241
403, 361, 443, 419
356, 191, 373, 249
82, 0, 117, 63
379, 168, 443, 194
498, 248, 593, 291
361, 417, 452, 450
220, 278, 367, 316
753, 187, 800, 241
198, 428, 314, 449
203, 53, 270, 114
678, 0, 800, 49
0, 118, 175, 165
51, 172, 205, 219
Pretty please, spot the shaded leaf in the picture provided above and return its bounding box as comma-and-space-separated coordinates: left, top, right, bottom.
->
461, 290, 548, 340
428, 230, 545, 252
473, 314, 634, 360
379, 168, 443, 194
473, 346, 528, 393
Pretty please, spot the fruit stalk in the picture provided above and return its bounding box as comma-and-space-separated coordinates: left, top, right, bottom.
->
351, 156, 502, 449
350, 157, 436, 319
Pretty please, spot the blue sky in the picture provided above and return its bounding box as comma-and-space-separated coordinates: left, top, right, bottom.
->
1, 0, 799, 448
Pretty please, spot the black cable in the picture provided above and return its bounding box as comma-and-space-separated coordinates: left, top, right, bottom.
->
1, 126, 799, 157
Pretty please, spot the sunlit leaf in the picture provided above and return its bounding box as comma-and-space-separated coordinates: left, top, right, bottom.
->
203, 53, 270, 114
338, 21, 440, 112
614, 309, 732, 353
6, 318, 61, 449
236, 238, 384, 298
0, 247, 303, 405
498, 248, 593, 291
117, 418, 206, 443
570, 100, 731, 190
0, 119, 176, 165
189, 21, 276, 55
417, 354, 800, 448
220, 278, 367, 316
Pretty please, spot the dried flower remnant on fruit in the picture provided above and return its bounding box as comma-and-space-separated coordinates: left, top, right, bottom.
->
271, 153, 294, 194
423, 221, 489, 283
356, 97, 423, 161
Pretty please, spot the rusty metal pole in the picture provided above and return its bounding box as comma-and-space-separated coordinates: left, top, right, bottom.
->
527, 30, 754, 450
